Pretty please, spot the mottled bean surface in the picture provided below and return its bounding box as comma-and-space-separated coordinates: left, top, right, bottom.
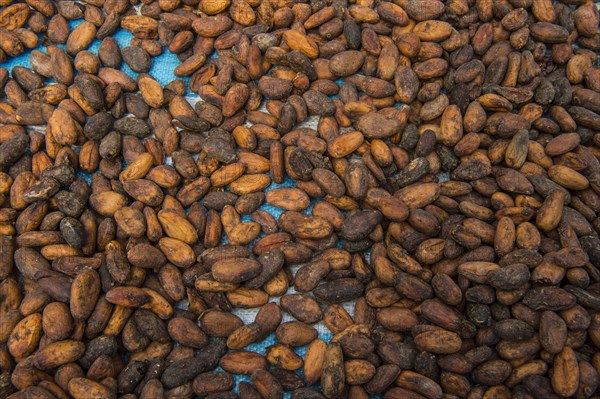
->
0, 0, 600, 398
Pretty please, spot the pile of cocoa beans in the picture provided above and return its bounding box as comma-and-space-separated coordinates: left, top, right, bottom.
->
1, 0, 600, 398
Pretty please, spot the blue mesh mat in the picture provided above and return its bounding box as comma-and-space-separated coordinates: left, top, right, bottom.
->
2, 20, 193, 88
1, 18, 352, 398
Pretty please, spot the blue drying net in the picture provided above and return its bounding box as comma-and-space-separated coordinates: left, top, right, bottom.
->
1, 18, 364, 398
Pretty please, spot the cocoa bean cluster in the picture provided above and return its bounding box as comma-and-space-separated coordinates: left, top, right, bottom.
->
1, 0, 600, 398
